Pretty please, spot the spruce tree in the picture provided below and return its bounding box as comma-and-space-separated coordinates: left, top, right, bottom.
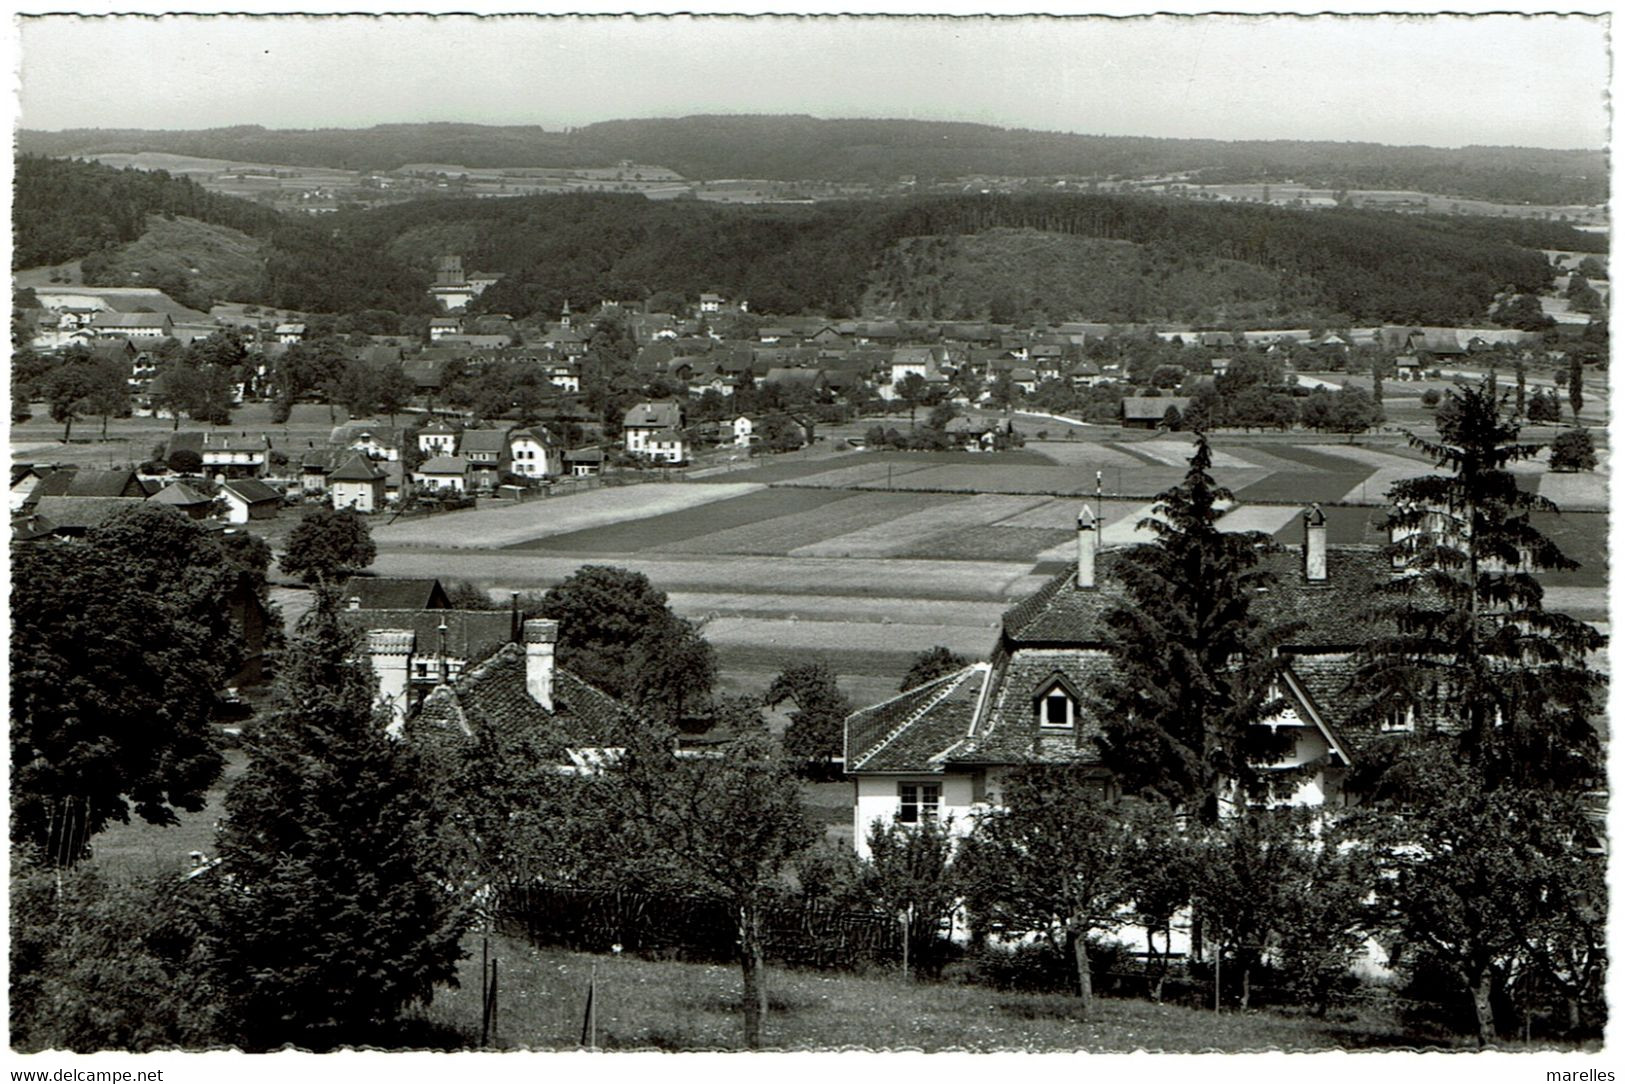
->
1357, 378, 1604, 792
204, 592, 470, 1050
1091, 435, 1301, 822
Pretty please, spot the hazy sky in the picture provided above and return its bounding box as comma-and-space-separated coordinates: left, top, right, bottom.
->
14, 10, 1612, 149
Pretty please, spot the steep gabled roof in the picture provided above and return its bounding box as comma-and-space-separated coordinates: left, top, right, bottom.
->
222, 478, 283, 504
845, 664, 989, 773
147, 481, 213, 507
339, 575, 451, 611
407, 642, 636, 758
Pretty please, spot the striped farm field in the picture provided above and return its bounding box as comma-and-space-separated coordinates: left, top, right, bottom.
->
789, 493, 1049, 558
890, 525, 1074, 562
372, 482, 763, 548
653, 490, 945, 556
509, 486, 856, 553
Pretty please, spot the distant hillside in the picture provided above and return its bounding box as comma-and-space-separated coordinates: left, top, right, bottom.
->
252, 190, 1576, 325
12, 155, 283, 270
863, 227, 1292, 324
76, 214, 268, 311
18, 117, 1607, 206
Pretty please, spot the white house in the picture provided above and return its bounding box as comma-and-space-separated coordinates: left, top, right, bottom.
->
220, 478, 283, 524
274, 322, 306, 344
418, 420, 459, 458
509, 427, 561, 479
90, 312, 174, 339
429, 318, 463, 341
330, 454, 388, 513
731, 415, 756, 447
623, 400, 684, 459
844, 504, 1416, 859
415, 455, 469, 494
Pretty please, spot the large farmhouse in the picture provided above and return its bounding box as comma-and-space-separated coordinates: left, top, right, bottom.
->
844, 504, 1412, 859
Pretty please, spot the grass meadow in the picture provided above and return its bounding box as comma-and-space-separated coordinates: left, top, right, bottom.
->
407, 933, 1491, 1052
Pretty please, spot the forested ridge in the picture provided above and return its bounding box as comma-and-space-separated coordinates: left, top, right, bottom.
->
277, 190, 1586, 324
12, 155, 283, 270
15, 156, 1602, 325
18, 116, 1607, 205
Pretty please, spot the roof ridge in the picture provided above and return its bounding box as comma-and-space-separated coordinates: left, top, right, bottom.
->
851, 664, 983, 772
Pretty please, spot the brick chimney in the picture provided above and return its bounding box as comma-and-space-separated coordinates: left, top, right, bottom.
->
1076, 505, 1097, 589
367, 629, 415, 736
1304, 503, 1327, 582
523, 619, 558, 710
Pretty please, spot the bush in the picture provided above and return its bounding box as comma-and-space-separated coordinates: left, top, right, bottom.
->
1550, 428, 1597, 472
1421, 389, 1442, 408
955, 937, 1136, 996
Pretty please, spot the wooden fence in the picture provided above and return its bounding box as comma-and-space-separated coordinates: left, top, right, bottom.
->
498, 885, 903, 971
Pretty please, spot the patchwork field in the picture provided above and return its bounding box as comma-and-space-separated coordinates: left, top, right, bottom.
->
361, 424, 1607, 706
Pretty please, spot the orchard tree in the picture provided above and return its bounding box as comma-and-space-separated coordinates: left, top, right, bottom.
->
764, 661, 852, 772
862, 817, 959, 976
279, 506, 377, 586
958, 768, 1140, 1013
1567, 353, 1584, 420
1091, 435, 1299, 821
625, 615, 718, 725
42, 358, 104, 443
11, 505, 237, 860
538, 566, 712, 709
608, 732, 815, 1049
205, 595, 470, 1050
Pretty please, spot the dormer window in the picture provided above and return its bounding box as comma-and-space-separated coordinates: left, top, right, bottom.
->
1034, 673, 1079, 731
1382, 705, 1415, 733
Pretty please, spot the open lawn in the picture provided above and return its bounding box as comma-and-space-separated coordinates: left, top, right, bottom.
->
656, 491, 944, 556
412, 934, 1487, 1052
86, 748, 246, 883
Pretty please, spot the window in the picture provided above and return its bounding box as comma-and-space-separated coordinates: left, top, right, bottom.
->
1043, 691, 1071, 728
1382, 705, 1414, 733
898, 783, 940, 824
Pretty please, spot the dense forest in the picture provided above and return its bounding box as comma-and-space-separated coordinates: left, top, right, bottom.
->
18, 117, 1607, 205
12, 155, 283, 270
280, 189, 1587, 325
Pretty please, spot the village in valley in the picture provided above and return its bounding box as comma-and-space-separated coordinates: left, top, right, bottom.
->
8, 11, 1612, 1063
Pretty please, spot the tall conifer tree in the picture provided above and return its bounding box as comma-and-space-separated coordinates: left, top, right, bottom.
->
205, 592, 469, 1050
1091, 434, 1300, 821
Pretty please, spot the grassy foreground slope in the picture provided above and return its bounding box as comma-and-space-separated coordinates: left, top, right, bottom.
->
409, 933, 1482, 1051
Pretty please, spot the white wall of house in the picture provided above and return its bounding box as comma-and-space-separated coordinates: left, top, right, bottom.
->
332, 478, 383, 513
852, 773, 979, 860
510, 437, 560, 478
419, 432, 457, 456
416, 470, 467, 494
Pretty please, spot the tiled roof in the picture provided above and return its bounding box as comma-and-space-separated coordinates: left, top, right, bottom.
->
329, 454, 387, 483
845, 665, 988, 773
339, 609, 511, 662
624, 401, 682, 429
458, 428, 511, 455
1004, 546, 1394, 650
148, 481, 212, 507
339, 576, 449, 611
948, 648, 1115, 766
417, 455, 468, 474
222, 478, 283, 504
33, 469, 146, 499
1122, 396, 1192, 420
407, 642, 636, 758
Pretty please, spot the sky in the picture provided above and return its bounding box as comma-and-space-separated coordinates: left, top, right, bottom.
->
12, 9, 1614, 150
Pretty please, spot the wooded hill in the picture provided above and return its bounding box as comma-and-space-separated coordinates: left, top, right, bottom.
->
282, 190, 1589, 325
14, 157, 1604, 325
19, 116, 1607, 205
13, 155, 282, 270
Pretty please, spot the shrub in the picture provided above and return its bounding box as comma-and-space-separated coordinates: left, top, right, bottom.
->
1421, 389, 1442, 408
1550, 428, 1597, 472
